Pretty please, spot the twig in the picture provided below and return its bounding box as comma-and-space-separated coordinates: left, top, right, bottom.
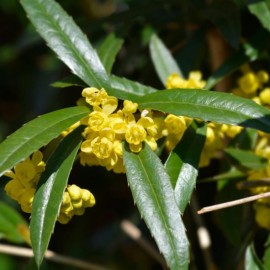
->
0, 243, 110, 270
120, 220, 167, 269
198, 191, 270, 214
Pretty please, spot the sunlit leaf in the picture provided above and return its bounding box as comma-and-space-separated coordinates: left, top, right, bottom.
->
30, 127, 83, 267
0, 106, 90, 177
135, 89, 270, 133
245, 244, 264, 270
123, 143, 189, 270
20, 0, 110, 90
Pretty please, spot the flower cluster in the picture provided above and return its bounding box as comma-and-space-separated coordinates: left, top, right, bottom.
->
79, 87, 165, 173
4, 151, 95, 224
165, 71, 243, 166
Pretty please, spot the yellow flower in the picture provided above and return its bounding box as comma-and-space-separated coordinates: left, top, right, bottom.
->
82, 87, 108, 107
259, 88, 270, 105
91, 137, 113, 159
125, 123, 147, 145
164, 114, 186, 135
19, 188, 35, 213
122, 100, 138, 115
254, 203, 270, 230
88, 111, 109, 132
238, 72, 259, 94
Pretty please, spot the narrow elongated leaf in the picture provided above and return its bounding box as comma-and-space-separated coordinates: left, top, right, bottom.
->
97, 33, 124, 74
225, 148, 267, 170
249, 1, 270, 32
123, 143, 189, 270
245, 244, 264, 270
30, 127, 83, 267
20, 0, 110, 89
136, 89, 270, 133
150, 34, 183, 85
0, 106, 89, 177
165, 123, 206, 213
51, 75, 86, 88
110, 75, 157, 96
0, 201, 28, 244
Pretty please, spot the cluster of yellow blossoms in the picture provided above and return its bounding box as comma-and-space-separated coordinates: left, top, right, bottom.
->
4, 151, 95, 224
165, 72, 243, 167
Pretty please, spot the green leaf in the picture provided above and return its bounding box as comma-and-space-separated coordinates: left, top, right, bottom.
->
249, 0, 270, 32
30, 127, 83, 267
51, 75, 86, 88
206, 28, 270, 89
165, 123, 206, 213
229, 128, 258, 150
110, 75, 157, 97
150, 34, 183, 85
97, 33, 124, 74
245, 244, 264, 270
0, 201, 28, 244
20, 0, 110, 89
123, 143, 189, 270
0, 106, 89, 177
263, 234, 270, 269
225, 148, 268, 170
135, 89, 270, 133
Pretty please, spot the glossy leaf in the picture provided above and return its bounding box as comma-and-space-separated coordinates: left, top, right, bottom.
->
0, 106, 89, 177
165, 123, 206, 213
249, 1, 270, 32
30, 127, 83, 267
225, 148, 267, 170
245, 244, 264, 270
123, 143, 189, 270
135, 89, 270, 133
0, 201, 28, 244
97, 33, 124, 74
150, 34, 183, 85
20, 0, 110, 89
206, 28, 270, 89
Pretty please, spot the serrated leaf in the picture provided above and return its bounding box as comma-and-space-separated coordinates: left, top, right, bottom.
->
30, 127, 83, 267
225, 148, 268, 170
245, 244, 264, 270
0, 106, 89, 177
165, 123, 206, 213
123, 143, 189, 270
206, 28, 270, 89
0, 201, 28, 244
249, 1, 270, 32
97, 33, 124, 74
150, 34, 183, 85
20, 0, 110, 89
135, 89, 270, 133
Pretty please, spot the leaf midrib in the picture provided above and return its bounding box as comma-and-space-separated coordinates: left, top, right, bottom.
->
138, 155, 181, 267
33, 0, 107, 88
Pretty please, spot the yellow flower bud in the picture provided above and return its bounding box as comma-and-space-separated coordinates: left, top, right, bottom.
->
257, 70, 269, 83
122, 100, 138, 115
67, 185, 82, 201
254, 203, 270, 230
238, 72, 259, 94
259, 88, 270, 105
81, 189, 95, 207
164, 114, 186, 135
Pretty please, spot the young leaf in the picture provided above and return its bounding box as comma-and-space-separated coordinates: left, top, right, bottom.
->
30, 127, 83, 268
245, 244, 264, 270
123, 143, 189, 270
0, 106, 89, 177
135, 89, 270, 133
249, 1, 270, 32
224, 148, 267, 170
150, 34, 183, 85
165, 122, 206, 213
51, 75, 87, 88
0, 201, 29, 244
20, 0, 110, 90
97, 33, 124, 74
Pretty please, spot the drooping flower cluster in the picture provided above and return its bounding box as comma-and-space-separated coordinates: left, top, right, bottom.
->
4, 151, 95, 224
79, 87, 165, 173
